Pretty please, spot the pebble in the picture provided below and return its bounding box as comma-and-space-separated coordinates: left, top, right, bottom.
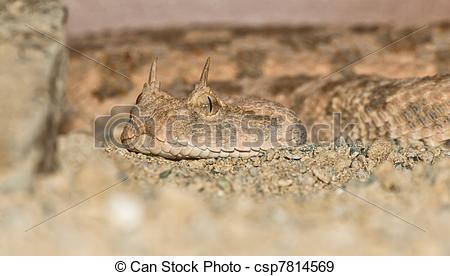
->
284, 153, 301, 160
210, 167, 221, 175
349, 144, 361, 158
277, 179, 293, 187
159, 169, 172, 179
249, 167, 259, 177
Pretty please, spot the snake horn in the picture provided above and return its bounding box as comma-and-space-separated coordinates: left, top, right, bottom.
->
148, 57, 158, 84
143, 57, 161, 93
199, 57, 210, 85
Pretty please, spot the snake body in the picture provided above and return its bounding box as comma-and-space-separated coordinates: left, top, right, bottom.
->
121, 59, 450, 159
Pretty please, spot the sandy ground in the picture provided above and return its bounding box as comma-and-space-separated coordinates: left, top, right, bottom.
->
1, 133, 449, 255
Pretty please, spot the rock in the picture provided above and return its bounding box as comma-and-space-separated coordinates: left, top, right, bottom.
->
0, 0, 66, 191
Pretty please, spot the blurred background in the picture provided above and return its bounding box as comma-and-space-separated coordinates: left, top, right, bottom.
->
65, 0, 450, 37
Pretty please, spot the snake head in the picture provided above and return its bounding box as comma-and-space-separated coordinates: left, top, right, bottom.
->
121, 58, 305, 159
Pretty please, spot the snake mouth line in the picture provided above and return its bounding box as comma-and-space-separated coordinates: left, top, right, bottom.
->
126, 134, 265, 159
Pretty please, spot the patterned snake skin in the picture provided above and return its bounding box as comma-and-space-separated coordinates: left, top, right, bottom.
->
121, 59, 450, 159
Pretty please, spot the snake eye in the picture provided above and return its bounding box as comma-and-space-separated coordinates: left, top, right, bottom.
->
199, 94, 220, 116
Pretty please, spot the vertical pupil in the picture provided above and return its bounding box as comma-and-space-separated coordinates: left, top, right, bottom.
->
207, 96, 213, 113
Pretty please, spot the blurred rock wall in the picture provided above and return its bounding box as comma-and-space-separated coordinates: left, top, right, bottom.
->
0, 0, 66, 190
